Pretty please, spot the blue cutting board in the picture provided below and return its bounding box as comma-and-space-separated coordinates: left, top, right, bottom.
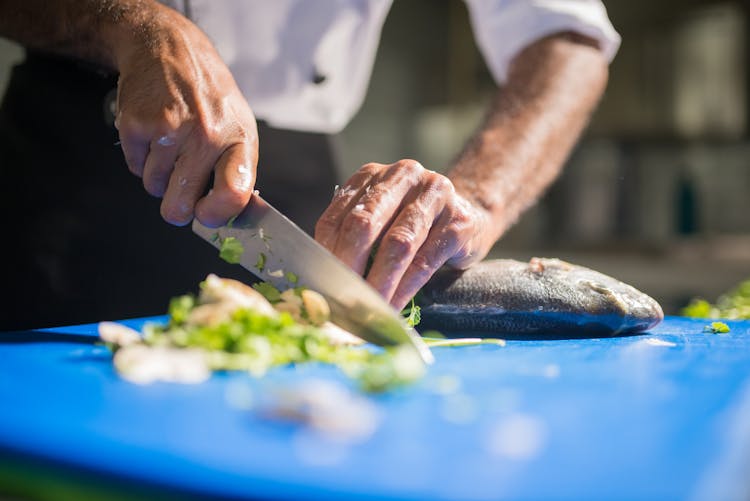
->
1, 317, 749, 500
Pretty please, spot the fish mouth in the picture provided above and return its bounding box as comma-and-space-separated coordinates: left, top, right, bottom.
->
620, 296, 664, 334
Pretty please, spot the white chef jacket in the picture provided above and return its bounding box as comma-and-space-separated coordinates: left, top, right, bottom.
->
168, 0, 620, 134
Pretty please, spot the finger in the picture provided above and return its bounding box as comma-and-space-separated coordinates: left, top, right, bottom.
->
119, 134, 150, 178
159, 125, 225, 226
116, 113, 151, 178
332, 161, 425, 274
159, 152, 213, 226
443, 196, 485, 269
142, 133, 181, 197
194, 142, 256, 227
389, 210, 463, 310
314, 163, 382, 251
365, 173, 451, 301
114, 82, 147, 177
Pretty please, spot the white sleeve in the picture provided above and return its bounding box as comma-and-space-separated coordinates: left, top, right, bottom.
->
464, 0, 621, 84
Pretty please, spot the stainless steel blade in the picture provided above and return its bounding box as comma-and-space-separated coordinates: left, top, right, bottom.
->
192, 195, 434, 364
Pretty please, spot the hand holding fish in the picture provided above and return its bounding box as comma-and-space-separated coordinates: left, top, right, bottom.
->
315, 160, 491, 310
316, 34, 609, 309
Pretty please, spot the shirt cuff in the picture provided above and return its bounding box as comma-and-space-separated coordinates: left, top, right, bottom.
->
465, 0, 621, 84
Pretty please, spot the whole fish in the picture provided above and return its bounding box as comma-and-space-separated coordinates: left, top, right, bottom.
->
418, 257, 663, 337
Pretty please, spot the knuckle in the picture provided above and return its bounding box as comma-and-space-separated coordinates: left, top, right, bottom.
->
315, 214, 338, 236
441, 222, 465, 243
117, 113, 146, 136
122, 150, 144, 175
398, 158, 423, 173
410, 252, 434, 274
341, 210, 377, 239
197, 124, 224, 150
174, 158, 208, 185
234, 126, 251, 142
430, 174, 453, 192
143, 176, 167, 198
153, 109, 175, 129
448, 201, 474, 226
212, 184, 246, 209
160, 200, 192, 226
126, 161, 143, 177
383, 229, 417, 256
359, 162, 383, 177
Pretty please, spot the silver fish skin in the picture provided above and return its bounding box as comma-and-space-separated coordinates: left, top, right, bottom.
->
418, 257, 664, 337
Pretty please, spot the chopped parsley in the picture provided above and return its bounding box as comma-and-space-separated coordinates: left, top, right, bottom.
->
704, 321, 730, 334
401, 298, 421, 327
141, 290, 423, 392
683, 278, 750, 319
104, 274, 429, 393
252, 282, 282, 303
285, 271, 299, 284
254, 252, 266, 272
219, 237, 244, 264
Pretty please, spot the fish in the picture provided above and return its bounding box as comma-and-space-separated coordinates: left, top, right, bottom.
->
418, 257, 664, 337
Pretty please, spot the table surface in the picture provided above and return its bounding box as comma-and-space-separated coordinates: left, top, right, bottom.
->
1, 316, 749, 501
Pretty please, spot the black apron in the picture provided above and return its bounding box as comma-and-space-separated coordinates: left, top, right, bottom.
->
0, 52, 339, 330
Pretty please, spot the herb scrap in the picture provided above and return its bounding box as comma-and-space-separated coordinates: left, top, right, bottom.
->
252, 282, 282, 303
401, 298, 421, 327
683, 278, 750, 319
255, 252, 266, 272
105, 276, 425, 392
704, 321, 730, 334
219, 237, 244, 264
285, 271, 299, 284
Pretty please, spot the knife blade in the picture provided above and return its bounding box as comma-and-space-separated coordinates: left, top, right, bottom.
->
192, 195, 434, 365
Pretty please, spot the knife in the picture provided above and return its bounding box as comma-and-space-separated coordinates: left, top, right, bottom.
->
192, 195, 434, 365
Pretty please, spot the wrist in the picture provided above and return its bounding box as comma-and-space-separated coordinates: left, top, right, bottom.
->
99, 1, 182, 71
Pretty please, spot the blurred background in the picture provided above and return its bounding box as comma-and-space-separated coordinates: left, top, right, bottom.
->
1, 0, 747, 314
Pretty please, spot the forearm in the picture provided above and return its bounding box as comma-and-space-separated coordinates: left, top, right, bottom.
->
448, 32, 609, 253
0, 0, 171, 70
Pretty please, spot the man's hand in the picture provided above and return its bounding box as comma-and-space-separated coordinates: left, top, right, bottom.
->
112, 4, 258, 227
316, 32, 608, 309
0, 0, 258, 227
315, 160, 489, 310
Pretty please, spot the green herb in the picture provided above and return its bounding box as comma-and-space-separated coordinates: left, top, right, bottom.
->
226, 215, 238, 228
140, 292, 422, 392
682, 299, 713, 319
168, 294, 195, 325
252, 282, 282, 303
219, 237, 244, 264
401, 297, 421, 327
704, 321, 730, 334
255, 252, 266, 272
683, 278, 750, 319
285, 271, 299, 284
